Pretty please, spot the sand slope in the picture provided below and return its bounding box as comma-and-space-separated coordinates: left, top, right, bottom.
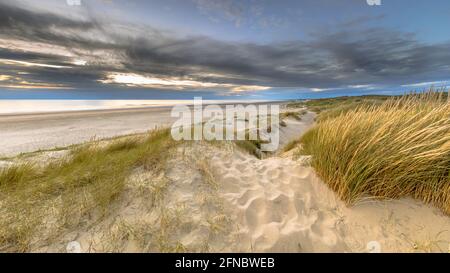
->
209, 148, 450, 252
211, 151, 347, 252
14, 138, 450, 253
278, 111, 316, 149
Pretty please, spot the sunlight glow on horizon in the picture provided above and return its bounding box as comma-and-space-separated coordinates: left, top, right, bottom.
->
100, 72, 271, 92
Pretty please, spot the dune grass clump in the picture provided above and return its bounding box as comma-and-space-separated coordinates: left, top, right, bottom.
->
281, 110, 307, 121
0, 128, 174, 252
235, 139, 264, 158
300, 92, 450, 213
283, 138, 303, 153
233, 115, 278, 158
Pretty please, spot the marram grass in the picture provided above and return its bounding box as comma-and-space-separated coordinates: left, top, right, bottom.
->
0, 128, 175, 252
300, 92, 450, 214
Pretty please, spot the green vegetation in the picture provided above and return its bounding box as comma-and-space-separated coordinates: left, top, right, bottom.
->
283, 138, 303, 153
234, 127, 267, 158
233, 115, 277, 158
298, 91, 450, 214
305, 95, 391, 113
287, 95, 392, 121
235, 139, 264, 158
0, 129, 175, 252
281, 110, 307, 121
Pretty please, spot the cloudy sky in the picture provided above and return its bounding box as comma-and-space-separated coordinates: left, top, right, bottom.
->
1, 0, 450, 99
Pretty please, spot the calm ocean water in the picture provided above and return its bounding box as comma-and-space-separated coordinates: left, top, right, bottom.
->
0, 88, 412, 114
0, 100, 271, 114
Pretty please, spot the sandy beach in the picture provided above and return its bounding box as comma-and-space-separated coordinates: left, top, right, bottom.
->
0, 101, 281, 157
0, 107, 177, 157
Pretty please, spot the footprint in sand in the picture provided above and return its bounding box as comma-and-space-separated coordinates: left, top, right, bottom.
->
237, 189, 261, 206
266, 194, 292, 223
244, 197, 266, 231
266, 168, 281, 180
257, 165, 268, 173
235, 163, 247, 173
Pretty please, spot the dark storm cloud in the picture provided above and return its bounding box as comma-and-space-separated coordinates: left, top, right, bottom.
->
0, 2, 96, 44
1, 1, 450, 91
0, 48, 72, 66
0, 1, 93, 29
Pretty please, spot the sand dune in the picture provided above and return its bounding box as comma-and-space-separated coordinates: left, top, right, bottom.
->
167, 113, 450, 253
209, 147, 450, 253
1, 109, 449, 253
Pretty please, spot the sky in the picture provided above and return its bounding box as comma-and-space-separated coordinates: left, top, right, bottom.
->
1, 0, 450, 100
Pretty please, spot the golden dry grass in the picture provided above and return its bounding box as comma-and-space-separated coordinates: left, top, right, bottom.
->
300, 91, 450, 213
0, 128, 175, 252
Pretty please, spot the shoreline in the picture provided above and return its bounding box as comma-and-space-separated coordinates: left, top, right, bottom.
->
0, 106, 176, 157
0, 99, 286, 117
0, 100, 288, 157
